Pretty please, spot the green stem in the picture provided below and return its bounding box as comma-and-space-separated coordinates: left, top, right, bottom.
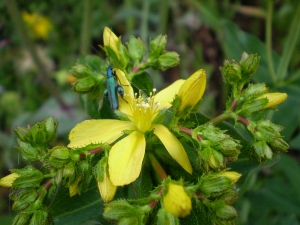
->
158, 0, 170, 34
208, 112, 231, 125
125, 0, 134, 33
140, 0, 150, 43
147, 151, 167, 181
277, 2, 300, 81
80, 0, 93, 55
5, 0, 68, 109
265, 0, 276, 83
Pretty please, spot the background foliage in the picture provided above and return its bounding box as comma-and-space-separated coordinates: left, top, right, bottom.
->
0, 0, 300, 224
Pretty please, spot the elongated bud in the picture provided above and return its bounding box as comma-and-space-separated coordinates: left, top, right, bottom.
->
11, 166, 44, 188
95, 158, 117, 203
103, 27, 119, 59
177, 69, 206, 113
257, 93, 288, 109
216, 171, 241, 186
163, 183, 192, 218
0, 173, 19, 188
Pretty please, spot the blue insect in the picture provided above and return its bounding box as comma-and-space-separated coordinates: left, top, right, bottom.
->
103, 65, 125, 110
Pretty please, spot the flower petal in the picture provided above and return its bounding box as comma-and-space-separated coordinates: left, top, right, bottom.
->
116, 69, 134, 117
68, 120, 134, 148
109, 131, 145, 186
152, 124, 192, 174
155, 80, 185, 109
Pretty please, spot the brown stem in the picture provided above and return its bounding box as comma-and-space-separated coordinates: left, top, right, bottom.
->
178, 126, 202, 141
237, 115, 249, 126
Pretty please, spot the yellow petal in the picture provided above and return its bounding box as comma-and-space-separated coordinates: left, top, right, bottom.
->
109, 131, 145, 186
97, 164, 117, 203
0, 173, 19, 188
258, 93, 288, 109
116, 69, 134, 116
177, 69, 206, 111
68, 120, 134, 148
152, 124, 192, 174
103, 27, 119, 58
155, 80, 185, 109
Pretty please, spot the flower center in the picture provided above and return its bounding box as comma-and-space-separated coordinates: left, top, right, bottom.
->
131, 89, 160, 133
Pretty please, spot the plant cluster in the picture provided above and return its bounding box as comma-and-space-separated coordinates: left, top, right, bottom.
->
0, 27, 288, 225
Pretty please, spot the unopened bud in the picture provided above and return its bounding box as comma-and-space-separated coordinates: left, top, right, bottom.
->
72, 76, 96, 93
157, 51, 180, 70
12, 190, 38, 210
14, 126, 30, 142
269, 137, 289, 153
216, 204, 238, 220
150, 34, 167, 56
29, 209, 49, 225
216, 171, 241, 186
70, 64, 92, 78
11, 166, 44, 188
0, 173, 19, 188
220, 60, 242, 84
44, 117, 58, 143
47, 146, 70, 168
253, 141, 273, 162
163, 183, 192, 218
240, 52, 260, 80
127, 36, 146, 65
12, 212, 32, 225
257, 93, 288, 109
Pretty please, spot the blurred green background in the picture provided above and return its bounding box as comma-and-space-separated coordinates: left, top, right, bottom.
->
0, 0, 300, 224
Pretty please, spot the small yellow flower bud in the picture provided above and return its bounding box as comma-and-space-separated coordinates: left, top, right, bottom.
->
258, 93, 287, 109
0, 173, 19, 188
217, 171, 241, 186
103, 27, 119, 59
177, 69, 206, 112
97, 171, 117, 203
69, 176, 82, 197
163, 183, 192, 218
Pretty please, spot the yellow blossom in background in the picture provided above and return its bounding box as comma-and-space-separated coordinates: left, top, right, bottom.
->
258, 93, 288, 109
177, 69, 206, 112
0, 173, 19, 188
22, 11, 53, 40
163, 182, 192, 218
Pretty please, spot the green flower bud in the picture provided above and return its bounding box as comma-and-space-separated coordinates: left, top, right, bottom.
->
70, 64, 92, 78
157, 51, 180, 70
44, 117, 58, 143
11, 166, 44, 188
268, 137, 289, 153
17, 139, 41, 161
253, 141, 273, 162
150, 34, 167, 56
12, 189, 38, 210
30, 122, 47, 145
47, 146, 70, 168
127, 36, 146, 65
199, 173, 232, 195
0, 173, 19, 188
14, 126, 30, 142
218, 139, 240, 157
157, 208, 180, 225
240, 52, 260, 80
104, 200, 141, 221
207, 149, 224, 170
240, 98, 268, 115
12, 212, 32, 225
220, 60, 242, 84
216, 204, 238, 220
72, 76, 96, 93
220, 190, 239, 204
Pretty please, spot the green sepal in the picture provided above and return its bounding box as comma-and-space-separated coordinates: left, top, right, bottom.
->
44, 117, 58, 143
157, 208, 180, 225
16, 139, 40, 162
11, 166, 44, 188
29, 209, 50, 225
14, 126, 31, 142
94, 157, 107, 182
12, 190, 38, 211
76, 160, 93, 194
240, 98, 268, 115
149, 34, 167, 56
198, 173, 232, 195
117, 39, 130, 70
127, 36, 147, 66
157, 51, 180, 70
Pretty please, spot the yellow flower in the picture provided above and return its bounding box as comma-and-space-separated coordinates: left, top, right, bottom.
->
103, 27, 120, 59
163, 183, 192, 218
258, 93, 287, 109
22, 11, 53, 40
177, 69, 206, 112
68, 69, 192, 186
0, 173, 19, 188
97, 162, 117, 203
